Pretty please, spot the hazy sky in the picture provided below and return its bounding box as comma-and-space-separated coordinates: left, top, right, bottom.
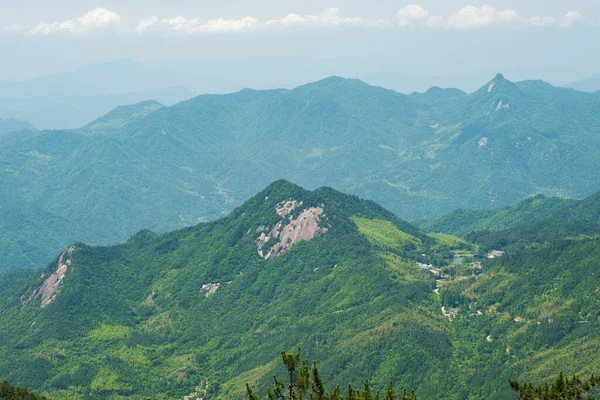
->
1, 0, 599, 88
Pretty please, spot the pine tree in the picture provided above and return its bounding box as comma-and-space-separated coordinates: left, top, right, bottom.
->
330, 386, 342, 400
312, 361, 326, 400
246, 348, 417, 400
0, 382, 47, 400
509, 372, 600, 399
384, 381, 395, 400
361, 379, 372, 400
297, 360, 310, 400
346, 384, 355, 400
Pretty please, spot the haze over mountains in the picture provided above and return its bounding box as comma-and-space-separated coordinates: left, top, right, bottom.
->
0, 117, 35, 137
1, 73, 600, 272
0, 60, 194, 129
567, 73, 600, 93
2, 59, 598, 130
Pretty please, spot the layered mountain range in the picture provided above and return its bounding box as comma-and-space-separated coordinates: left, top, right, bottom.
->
1, 74, 600, 272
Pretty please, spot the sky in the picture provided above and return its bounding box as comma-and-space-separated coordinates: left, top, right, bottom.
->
0, 0, 599, 91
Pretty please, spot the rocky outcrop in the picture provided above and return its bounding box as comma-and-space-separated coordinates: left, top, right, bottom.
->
200, 283, 220, 297
256, 200, 328, 259
22, 246, 75, 308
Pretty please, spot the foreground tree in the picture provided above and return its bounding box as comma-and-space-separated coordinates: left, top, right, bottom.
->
0, 381, 46, 400
509, 372, 600, 400
246, 348, 417, 400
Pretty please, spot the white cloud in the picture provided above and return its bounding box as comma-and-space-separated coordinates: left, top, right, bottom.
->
267, 8, 365, 28
153, 16, 261, 34
561, 11, 585, 27
137, 8, 390, 35
135, 16, 159, 34
395, 4, 526, 30
397, 5, 429, 27
137, 15, 261, 34
528, 10, 587, 28
28, 8, 120, 35
446, 5, 519, 29
6, 5, 594, 36
77, 8, 121, 29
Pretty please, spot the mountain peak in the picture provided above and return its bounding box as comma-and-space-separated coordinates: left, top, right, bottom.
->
482, 73, 514, 93
295, 76, 369, 92
262, 179, 307, 196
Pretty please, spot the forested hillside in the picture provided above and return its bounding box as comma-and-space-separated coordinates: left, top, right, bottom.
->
420, 192, 600, 236
1, 181, 599, 399
2, 75, 600, 272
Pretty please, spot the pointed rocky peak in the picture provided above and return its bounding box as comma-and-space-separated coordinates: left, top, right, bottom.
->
493, 72, 506, 81
485, 73, 509, 93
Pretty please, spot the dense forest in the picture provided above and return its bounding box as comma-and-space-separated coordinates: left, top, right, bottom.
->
0, 181, 599, 399
3, 74, 600, 272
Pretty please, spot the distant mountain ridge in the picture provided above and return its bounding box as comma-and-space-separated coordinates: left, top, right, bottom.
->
0, 87, 193, 130
567, 73, 600, 93
418, 192, 600, 236
1, 74, 600, 271
0, 117, 35, 137
0, 60, 179, 98
0, 60, 194, 129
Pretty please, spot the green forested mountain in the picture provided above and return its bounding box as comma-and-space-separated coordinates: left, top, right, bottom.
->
1, 181, 599, 399
0, 181, 459, 399
2, 75, 600, 272
77, 100, 164, 135
419, 192, 600, 236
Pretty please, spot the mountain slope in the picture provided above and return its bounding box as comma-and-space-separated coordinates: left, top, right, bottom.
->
0, 181, 465, 399
2, 181, 600, 399
441, 217, 600, 391
419, 191, 600, 236
2, 74, 600, 272
77, 100, 164, 135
